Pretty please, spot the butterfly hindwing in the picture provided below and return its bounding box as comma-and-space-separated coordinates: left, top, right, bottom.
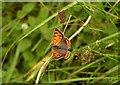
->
64, 51, 70, 59
52, 49, 63, 60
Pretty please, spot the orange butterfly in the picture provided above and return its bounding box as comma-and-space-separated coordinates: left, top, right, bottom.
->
51, 28, 71, 60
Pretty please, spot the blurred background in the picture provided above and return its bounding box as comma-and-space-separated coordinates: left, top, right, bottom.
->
2, 2, 119, 84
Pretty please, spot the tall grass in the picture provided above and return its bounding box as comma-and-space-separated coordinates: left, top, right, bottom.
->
2, 1, 119, 84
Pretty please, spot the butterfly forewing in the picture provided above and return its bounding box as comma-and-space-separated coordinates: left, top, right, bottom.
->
65, 38, 71, 48
52, 28, 63, 45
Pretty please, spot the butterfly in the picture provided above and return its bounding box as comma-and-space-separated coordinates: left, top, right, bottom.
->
51, 28, 71, 60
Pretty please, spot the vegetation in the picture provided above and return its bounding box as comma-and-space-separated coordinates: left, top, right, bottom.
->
2, 2, 120, 84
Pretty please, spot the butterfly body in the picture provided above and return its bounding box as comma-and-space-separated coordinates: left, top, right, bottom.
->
51, 28, 71, 60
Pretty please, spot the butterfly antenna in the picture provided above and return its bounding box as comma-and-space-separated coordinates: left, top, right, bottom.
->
63, 15, 72, 34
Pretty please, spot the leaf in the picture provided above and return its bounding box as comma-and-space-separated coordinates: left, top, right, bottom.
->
40, 24, 53, 41
38, 7, 49, 20
18, 39, 32, 52
35, 39, 48, 58
2, 16, 12, 26
17, 3, 35, 19
28, 16, 37, 28
22, 50, 36, 68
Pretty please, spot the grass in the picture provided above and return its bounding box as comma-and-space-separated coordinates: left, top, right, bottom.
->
1, 1, 120, 84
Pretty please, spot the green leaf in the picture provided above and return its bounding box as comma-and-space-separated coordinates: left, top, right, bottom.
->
18, 39, 32, 52
35, 39, 49, 58
17, 3, 35, 19
38, 7, 49, 20
22, 50, 36, 67
28, 16, 37, 28
2, 16, 12, 26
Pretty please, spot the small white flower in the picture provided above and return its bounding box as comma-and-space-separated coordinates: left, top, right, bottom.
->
21, 23, 29, 30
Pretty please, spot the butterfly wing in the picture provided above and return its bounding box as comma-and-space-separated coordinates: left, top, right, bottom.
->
65, 37, 71, 48
52, 28, 63, 45
64, 51, 70, 59
52, 49, 63, 60
52, 46, 70, 60
52, 28, 71, 60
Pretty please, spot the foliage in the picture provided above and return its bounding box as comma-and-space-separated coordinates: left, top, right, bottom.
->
2, 2, 120, 84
